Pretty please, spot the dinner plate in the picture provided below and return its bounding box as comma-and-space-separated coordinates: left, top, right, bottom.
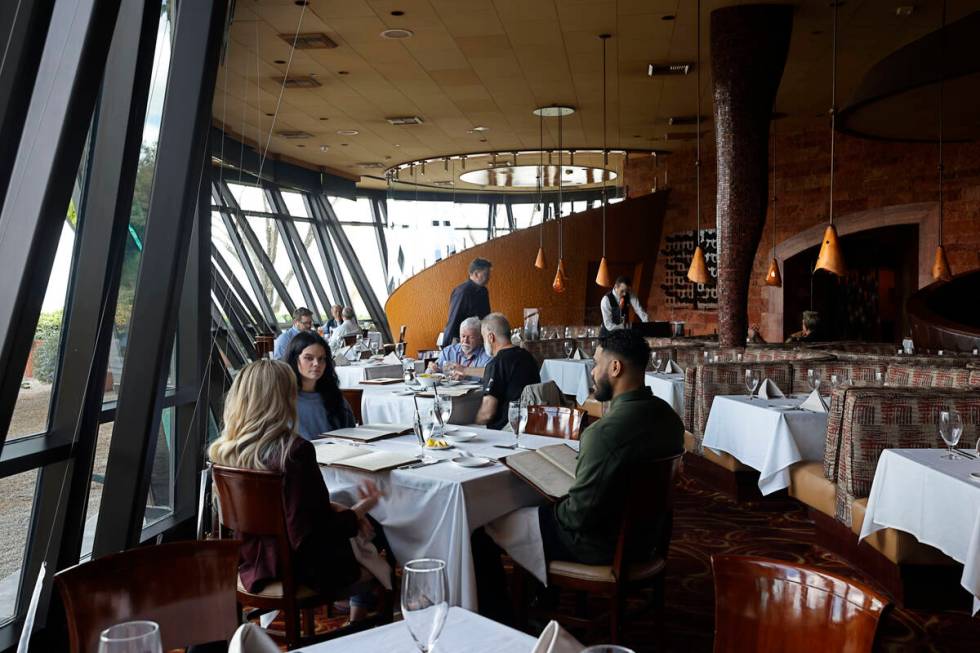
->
444, 431, 478, 443
451, 455, 494, 468
970, 471, 980, 482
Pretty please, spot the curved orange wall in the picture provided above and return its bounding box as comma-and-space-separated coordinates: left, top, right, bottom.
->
385, 192, 668, 355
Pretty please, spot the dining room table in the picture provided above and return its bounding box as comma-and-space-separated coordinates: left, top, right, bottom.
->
357, 381, 485, 425
539, 357, 596, 405
701, 394, 829, 495
317, 427, 579, 610
644, 371, 685, 417
335, 360, 404, 388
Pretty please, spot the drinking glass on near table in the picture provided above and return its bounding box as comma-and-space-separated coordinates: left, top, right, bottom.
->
563, 341, 575, 358
745, 369, 759, 399
402, 559, 449, 653
434, 395, 452, 434
508, 400, 526, 447
98, 621, 162, 653
938, 409, 963, 459
652, 353, 663, 372
806, 369, 817, 391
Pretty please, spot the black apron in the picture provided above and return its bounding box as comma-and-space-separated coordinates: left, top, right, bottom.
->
599, 291, 629, 337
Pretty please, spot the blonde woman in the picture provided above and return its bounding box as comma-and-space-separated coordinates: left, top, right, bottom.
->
210, 359, 384, 621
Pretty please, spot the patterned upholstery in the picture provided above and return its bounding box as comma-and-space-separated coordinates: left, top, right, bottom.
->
691, 362, 795, 444
832, 352, 968, 367
804, 342, 899, 355
833, 388, 980, 526
884, 364, 980, 389
791, 360, 887, 395
683, 366, 697, 433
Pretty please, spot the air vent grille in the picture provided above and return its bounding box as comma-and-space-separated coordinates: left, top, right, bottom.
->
647, 63, 693, 76
386, 116, 424, 125
276, 130, 313, 140
280, 76, 321, 89
279, 32, 338, 49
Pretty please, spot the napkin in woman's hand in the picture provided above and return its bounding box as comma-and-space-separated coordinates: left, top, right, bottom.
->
228, 623, 280, 653
531, 620, 583, 653
799, 388, 829, 412
757, 378, 784, 399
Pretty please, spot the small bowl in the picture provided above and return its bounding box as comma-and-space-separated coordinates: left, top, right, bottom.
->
444, 431, 478, 443
417, 374, 443, 388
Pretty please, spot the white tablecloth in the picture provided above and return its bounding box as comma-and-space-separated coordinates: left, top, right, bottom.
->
644, 372, 685, 416
859, 448, 980, 614
359, 383, 484, 426
320, 428, 579, 610
336, 362, 404, 388
294, 607, 537, 652
702, 395, 829, 495
539, 358, 595, 404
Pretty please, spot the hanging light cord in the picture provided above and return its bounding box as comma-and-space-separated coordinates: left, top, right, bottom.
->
695, 0, 702, 244
938, 0, 946, 246
601, 34, 608, 258
558, 110, 564, 259
772, 122, 777, 256
539, 111, 545, 245
829, 0, 838, 226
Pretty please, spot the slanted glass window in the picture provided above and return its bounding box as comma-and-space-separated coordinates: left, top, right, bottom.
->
280, 190, 309, 218
243, 216, 302, 321
0, 470, 38, 625
226, 182, 271, 213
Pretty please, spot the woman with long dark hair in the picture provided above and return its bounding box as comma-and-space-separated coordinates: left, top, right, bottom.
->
285, 330, 356, 439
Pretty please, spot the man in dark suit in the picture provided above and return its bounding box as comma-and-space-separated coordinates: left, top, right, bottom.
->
442, 257, 492, 346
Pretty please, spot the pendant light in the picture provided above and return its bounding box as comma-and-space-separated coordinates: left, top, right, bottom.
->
595, 33, 613, 287
933, 1, 953, 282
765, 121, 783, 287
814, 1, 846, 276
553, 108, 567, 293
687, 0, 710, 285
534, 111, 548, 269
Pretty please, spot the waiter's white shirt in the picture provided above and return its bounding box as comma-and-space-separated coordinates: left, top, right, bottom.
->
600, 293, 648, 331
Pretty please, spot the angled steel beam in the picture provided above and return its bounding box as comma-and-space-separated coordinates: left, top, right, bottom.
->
280, 217, 333, 314
369, 197, 389, 279
264, 186, 319, 319
306, 192, 352, 308
211, 246, 269, 331
505, 202, 516, 230
212, 267, 258, 359
234, 209, 298, 319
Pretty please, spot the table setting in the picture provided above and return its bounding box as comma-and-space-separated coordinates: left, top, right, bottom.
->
539, 355, 596, 405
358, 378, 484, 426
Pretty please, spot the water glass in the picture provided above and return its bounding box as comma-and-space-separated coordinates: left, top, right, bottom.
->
563, 341, 575, 358
652, 354, 663, 372
875, 371, 884, 386
396, 341, 407, 359
434, 395, 452, 433
939, 409, 963, 459
745, 369, 759, 399
736, 353, 743, 362
830, 373, 841, 388
98, 621, 162, 653
806, 369, 817, 391
402, 559, 449, 653
508, 401, 526, 447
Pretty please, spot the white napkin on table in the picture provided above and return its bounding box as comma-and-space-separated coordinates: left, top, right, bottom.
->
333, 352, 351, 366
664, 359, 683, 374
757, 378, 785, 399
799, 388, 829, 412
531, 620, 584, 653
382, 352, 401, 365
229, 623, 280, 653
572, 348, 583, 360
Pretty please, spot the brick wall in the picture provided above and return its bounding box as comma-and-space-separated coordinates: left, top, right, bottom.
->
626, 115, 980, 341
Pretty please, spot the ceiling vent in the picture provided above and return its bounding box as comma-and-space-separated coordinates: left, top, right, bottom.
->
279, 32, 338, 49
662, 131, 703, 141
647, 63, 693, 77
667, 115, 705, 126
276, 130, 313, 139
280, 76, 321, 89
386, 116, 424, 125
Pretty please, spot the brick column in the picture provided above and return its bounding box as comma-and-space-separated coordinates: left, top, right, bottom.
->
711, 5, 793, 347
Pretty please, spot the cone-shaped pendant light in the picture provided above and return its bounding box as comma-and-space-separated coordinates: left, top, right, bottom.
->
534, 111, 547, 270
553, 258, 567, 293
687, 0, 711, 285
595, 34, 614, 288
815, 1, 846, 276
932, 2, 953, 283
553, 107, 567, 293
535, 245, 548, 270
765, 122, 783, 287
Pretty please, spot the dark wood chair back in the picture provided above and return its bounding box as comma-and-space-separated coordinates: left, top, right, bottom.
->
611, 453, 682, 577
342, 388, 364, 425
711, 555, 890, 653
342, 334, 358, 347
254, 335, 274, 358
524, 405, 587, 440
54, 540, 239, 653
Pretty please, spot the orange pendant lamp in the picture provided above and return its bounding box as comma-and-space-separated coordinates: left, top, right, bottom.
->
932, 4, 953, 283
765, 122, 782, 287
553, 107, 567, 293
687, 0, 711, 286
814, 1, 846, 277
595, 34, 613, 288
534, 112, 548, 270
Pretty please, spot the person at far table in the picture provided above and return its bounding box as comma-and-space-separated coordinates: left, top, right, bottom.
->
599, 275, 648, 337
208, 359, 387, 622
442, 258, 492, 347
322, 304, 343, 335
475, 313, 540, 430
274, 307, 314, 359
329, 306, 360, 351
785, 310, 822, 344
285, 331, 356, 439
428, 316, 492, 380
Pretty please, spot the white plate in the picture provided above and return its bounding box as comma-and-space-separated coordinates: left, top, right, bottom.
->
444, 431, 478, 443
970, 471, 980, 482
451, 455, 494, 468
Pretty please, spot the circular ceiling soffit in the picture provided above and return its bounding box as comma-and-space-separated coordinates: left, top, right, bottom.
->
459, 164, 616, 189
532, 106, 576, 117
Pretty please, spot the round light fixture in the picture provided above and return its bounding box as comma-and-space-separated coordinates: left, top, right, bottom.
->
532, 105, 575, 117
459, 164, 615, 189
469, 126, 490, 133
336, 129, 359, 136
381, 28, 414, 39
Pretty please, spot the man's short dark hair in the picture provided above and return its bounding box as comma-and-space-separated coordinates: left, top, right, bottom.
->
469, 258, 492, 275
293, 307, 313, 321
598, 329, 649, 372
614, 275, 631, 287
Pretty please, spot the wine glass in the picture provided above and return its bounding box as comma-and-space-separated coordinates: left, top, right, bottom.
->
434, 395, 452, 433
745, 369, 759, 399
652, 354, 663, 372
830, 373, 841, 389
98, 621, 162, 653
396, 341, 407, 360
736, 352, 743, 363
370, 339, 381, 357
875, 370, 884, 386
806, 369, 817, 391
939, 409, 963, 459
402, 559, 449, 653
508, 401, 526, 448
563, 341, 575, 358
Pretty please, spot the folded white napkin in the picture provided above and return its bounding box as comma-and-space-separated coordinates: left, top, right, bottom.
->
664, 359, 683, 374
572, 348, 583, 360
382, 352, 401, 365
799, 388, 829, 412
531, 620, 584, 653
757, 378, 784, 399
229, 623, 280, 653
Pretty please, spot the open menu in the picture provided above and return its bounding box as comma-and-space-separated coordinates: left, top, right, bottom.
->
313, 442, 417, 472
415, 385, 481, 398
323, 424, 412, 442
504, 444, 578, 501
359, 378, 403, 385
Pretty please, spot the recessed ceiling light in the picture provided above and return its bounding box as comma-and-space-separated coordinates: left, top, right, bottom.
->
294, 1, 309, 6
391, 10, 405, 16
469, 126, 490, 133
341, 143, 349, 147
336, 129, 359, 136
896, 6, 914, 17
297, 144, 305, 147
274, 59, 286, 64
265, 112, 274, 117
338, 70, 350, 75
320, 145, 329, 152
381, 28, 414, 39
532, 106, 575, 117
394, 144, 401, 148
319, 117, 328, 120
661, 14, 675, 21
479, 138, 488, 143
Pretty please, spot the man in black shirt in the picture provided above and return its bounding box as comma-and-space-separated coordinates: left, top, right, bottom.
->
442, 258, 492, 346
476, 312, 540, 430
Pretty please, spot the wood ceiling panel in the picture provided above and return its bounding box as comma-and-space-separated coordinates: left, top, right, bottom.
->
308, 0, 376, 18
492, 0, 558, 23
454, 34, 513, 57
429, 68, 484, 87
439, 10, 506, 38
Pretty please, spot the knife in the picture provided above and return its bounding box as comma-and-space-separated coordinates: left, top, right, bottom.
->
954, 449, 977, 460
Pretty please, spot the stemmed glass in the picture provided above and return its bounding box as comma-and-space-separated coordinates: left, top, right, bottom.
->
563, 341, 575, 359
745, 369, 759, 399
395, 341, 407, 360
370, 338, 381, 357
939, 409, 964, 460
402, 559, 449, 653
508, 400, 527, 448
433, 395, 452, 435
98, 621, 162, 653
652, 354, 663, 373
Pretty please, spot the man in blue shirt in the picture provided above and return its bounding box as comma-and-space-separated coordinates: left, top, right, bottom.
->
430, 316, 491, 380
273, 307, 314, 359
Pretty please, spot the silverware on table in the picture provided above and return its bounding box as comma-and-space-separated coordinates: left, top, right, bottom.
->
954, 448, 977, 460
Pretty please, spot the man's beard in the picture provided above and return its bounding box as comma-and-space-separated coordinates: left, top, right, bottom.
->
459, 343, 473, 355
593, 374, 613, 402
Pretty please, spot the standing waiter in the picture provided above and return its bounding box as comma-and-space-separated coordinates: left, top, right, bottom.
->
599, 276, 648, 336
442, 258, 492, 346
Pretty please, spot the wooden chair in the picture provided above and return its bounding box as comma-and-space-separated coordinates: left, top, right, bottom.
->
211, 465, 389, 649
711, 555, 890, 653
342, 388, 364, 425
54, 540, 240, 653
342, 334, 359, 347
520, 453, 682, 643
523, 405, 587, 440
